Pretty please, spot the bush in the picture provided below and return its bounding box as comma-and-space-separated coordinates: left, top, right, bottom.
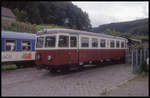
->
34, 24, 65, 32
2, 20, 65, 33
2, 20, 36, 33
136, 61, 148, 76
2, 64, 17, 71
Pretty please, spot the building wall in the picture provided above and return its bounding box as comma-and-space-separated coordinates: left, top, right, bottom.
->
2, 16, 16, 21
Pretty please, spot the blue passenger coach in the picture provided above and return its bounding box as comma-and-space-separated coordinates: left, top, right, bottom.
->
2, 31, 36, 67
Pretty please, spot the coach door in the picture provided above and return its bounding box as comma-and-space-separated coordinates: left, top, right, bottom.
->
69, 34, 78, 64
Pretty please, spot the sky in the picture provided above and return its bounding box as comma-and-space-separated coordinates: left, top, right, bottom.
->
72, 1, 149, 27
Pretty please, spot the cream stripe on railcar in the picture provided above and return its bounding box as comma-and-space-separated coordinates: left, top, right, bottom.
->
37, 28, 127, 40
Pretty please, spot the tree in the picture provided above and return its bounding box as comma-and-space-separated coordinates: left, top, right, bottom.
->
2, 1, 92, 30
13, 8, 28, 22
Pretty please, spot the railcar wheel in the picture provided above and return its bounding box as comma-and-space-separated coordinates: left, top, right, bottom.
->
78, 65, 84, 70
22, 65, 27, 68
60, 66, 70, 74
36, 65, 42, 70
16, 64, 22, 69
50, 68, 58, 73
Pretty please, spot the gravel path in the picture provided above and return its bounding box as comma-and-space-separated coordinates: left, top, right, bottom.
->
2, 64, 136, 96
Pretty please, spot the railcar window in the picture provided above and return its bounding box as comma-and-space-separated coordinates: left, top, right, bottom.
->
36, 37, 44, 48
81, 37, 89, 47
59, 35, 69, 47
45, 36, 56, 47
22, 40, 31, 51
110, 40, 115, 48
70, 36, 77, 47
116, 41, 120, 48
100, 39, 106, 48
5, 40, 16, 51
121, 41, 125, 48
92, 38, 98, 47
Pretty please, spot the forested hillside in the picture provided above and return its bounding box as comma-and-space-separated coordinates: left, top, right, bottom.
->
92, 18, 148, 35
2, 1, 91, 31
2, 1, 148, 40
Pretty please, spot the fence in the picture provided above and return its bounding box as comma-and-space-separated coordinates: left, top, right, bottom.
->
126, 48, 149, 72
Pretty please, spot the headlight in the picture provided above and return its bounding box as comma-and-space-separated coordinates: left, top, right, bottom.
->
48, 55, 51, 61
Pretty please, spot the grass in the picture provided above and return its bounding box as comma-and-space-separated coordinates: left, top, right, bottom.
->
2, 20, 65, 33
133, 71, 148, 77
1, 64, 17, 71
34, 24, 64, 31
2, 20, 36, 33
132, 62, 148, 77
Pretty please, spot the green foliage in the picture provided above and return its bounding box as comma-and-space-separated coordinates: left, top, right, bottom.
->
13, 8, 28, 22
2, 20, 66, 33
2, 64, 17, 71
2, 20, 36, 33
104, 29, 148, 49
2, 1, 91, 30
104, 29, 149, 40
105, 29, 122, 36
92, 18, 149, 36
34, 24, 65, 32
130, 34, 149, 40
133, 61, 148, 76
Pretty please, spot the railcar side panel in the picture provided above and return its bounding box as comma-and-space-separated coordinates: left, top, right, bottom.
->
2, 51, 35, 62
2, 39, 36, 62
35, 49, 125, 66
79, 49, 125, 63
16, 39, 22, 51
35, 50, 78, 66
32, 40, 35, 51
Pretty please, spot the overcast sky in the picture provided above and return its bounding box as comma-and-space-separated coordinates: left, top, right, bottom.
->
72, 1, 149, 27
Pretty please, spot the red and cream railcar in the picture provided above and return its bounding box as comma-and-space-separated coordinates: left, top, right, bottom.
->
35, 28, 128, 73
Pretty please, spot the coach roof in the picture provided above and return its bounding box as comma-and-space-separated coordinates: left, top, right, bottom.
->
37, 28, 126, 40
2, 31, 36, 40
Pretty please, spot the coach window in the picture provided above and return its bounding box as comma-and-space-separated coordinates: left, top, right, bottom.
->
59, 35, 69, 47
121, 41, 125, 48
45, 36, 56, 47
110, 40, 115, 48
100, 39, 106, 48
36, 37, 44, 48
116, 40, 120, 48
5, 40, 16, 51
92, 38, 98, 47
22, 40, 31, 51
81, 37, 89, 47
70, 36, 77, 47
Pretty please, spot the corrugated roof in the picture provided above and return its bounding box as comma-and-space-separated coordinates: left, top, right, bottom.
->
2, 31, 36, 40
37, 28, 127, 40
2, 7, 16, 18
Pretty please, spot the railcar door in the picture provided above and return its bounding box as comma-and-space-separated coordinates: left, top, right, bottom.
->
69, 35, 79, 65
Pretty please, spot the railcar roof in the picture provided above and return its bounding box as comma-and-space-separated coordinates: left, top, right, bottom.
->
2, 31, 36, 40
37, 28, 126, 40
